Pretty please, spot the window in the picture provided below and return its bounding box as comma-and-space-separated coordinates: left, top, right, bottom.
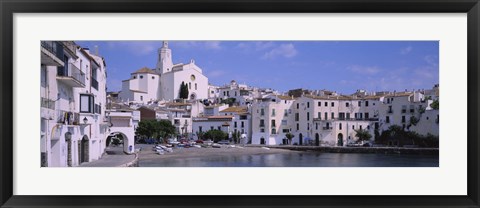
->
386, 116, 390, 123
339, 123, 342, 130
331, 112, 334, 120
297, 103, 299, 109
365, 113, 369, 119
367, 125, 370, 130
235, 91, 237, 96
234, 122, 237, 128
260, 108, 265, 116
140, 75, 143, 79
210, 126, 214, 131
365, 101, 369, 107
284, 109, 288, 116
307, 123, 310, 130
217, 126, 221, 130
199, 126, 203, 132
360, 125, 363, 130
271, 128, 276, 134
318, 112, 321, 119
272, 109, 276, 116
324, 102, 327, 106
318, 102, 321, 107
358, 101, 361, 107
223, 92, 226, 96
260, 119, 265, 127
80, 94, 94, 113
281, 120, 287, 125
346, 102, 349, 107
316, 123, 318, 130
271, 120, 276, 127
241, 121, 244, 128
41, 65, 47, 87
331, 102, 334, 107
189, 82, 191, 89
133, 76, 136, 79
307, 112, 310, 121
352, 125, 355, 129
307, 102, 310, 108
260, 128, 265, 133
295, 113, 299, 121
195, 83, 197, 90
296, 123, 299, 131
140, 96, 143, 101
325, 112, 328, 120
283, 129, 289, 133
402, 116, 406, 123
152, 76, 155, 79
346, 113, 350, 119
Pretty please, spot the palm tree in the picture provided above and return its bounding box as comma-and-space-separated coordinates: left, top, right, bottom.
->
354, 129, 372, 143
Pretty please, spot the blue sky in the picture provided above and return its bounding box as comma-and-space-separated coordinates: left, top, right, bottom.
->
75, 41, 439, 94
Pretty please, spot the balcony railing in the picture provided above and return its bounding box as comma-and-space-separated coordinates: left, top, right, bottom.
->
91, 78, 99, 90
41, 97, 55, 110
57, 63, 86, 88
57, 110, 80, 125
41, 41, 63, 60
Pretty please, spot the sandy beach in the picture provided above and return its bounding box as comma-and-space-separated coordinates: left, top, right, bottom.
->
137, 144, 294, 161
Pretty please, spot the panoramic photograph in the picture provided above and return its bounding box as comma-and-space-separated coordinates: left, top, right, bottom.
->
40, 40, 439, 167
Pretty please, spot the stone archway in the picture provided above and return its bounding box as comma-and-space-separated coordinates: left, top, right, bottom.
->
79, 135, 89, 163
315, 133, 320, 146
337, 133, 344, 146
107, 131, 134, 154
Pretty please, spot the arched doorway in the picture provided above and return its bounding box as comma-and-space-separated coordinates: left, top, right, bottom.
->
65, 132, 72, 167
315, 133, 320, 146
337, 133, 344, 146
260, 137, 265, 145
80, 135, 89, 163
299, 133, 303, 145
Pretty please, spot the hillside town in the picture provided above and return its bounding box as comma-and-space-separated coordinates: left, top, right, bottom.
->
41, 41, 439, 167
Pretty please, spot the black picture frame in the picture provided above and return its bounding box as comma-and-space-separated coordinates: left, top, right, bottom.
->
1, 0, 479, 207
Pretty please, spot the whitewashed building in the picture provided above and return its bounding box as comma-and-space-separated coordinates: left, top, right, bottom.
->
41, 41, 109, 167
119, 41, 209, 103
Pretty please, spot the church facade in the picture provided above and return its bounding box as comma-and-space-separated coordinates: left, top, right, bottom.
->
119, 41, 208, 104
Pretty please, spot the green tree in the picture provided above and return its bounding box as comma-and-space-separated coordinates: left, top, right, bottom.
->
179, 81, 189, 99
354, 129, 372, 142
409, 116, 419, 126
430, 99, 439, 110
136, 120, 176, 143
203, 129, 228, 142
285, 132, 294, 145
232, 130, 241, 144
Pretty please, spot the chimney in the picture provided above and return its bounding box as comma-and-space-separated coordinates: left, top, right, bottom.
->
94, 45, 99, 55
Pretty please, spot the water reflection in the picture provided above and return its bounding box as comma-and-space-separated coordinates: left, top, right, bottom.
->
139, 152, 439, 167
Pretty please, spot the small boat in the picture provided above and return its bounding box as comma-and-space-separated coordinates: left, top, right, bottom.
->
156, 149, 165, 155
261, 147, 270, 150
212, 143, 221, 148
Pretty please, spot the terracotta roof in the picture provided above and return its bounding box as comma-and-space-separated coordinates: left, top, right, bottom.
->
220, 106, 247, 113
165, 102, 192, 107
131, 67, 156, 75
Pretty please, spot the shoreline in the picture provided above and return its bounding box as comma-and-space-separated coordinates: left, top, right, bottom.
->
248, 145, 439, 155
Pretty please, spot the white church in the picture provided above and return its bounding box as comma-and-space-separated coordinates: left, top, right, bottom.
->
118, 41, 209, 104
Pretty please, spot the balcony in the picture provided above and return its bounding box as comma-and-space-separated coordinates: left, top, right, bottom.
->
91, 78, 99, 90
41, 97, 55, 110
57, 110, 80, 125
57, 63, 85, 88
41, 41, 64, 66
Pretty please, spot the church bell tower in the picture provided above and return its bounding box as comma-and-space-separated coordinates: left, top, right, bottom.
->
156, 41, 173, 74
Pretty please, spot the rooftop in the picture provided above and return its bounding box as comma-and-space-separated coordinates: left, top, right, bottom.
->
131, 67, 156, 75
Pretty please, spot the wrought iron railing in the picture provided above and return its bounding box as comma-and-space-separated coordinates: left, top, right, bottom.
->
40, 97, 55, 109
57, 63, 86, 86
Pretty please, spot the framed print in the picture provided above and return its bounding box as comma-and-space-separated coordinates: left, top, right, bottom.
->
1, 0, 479, 207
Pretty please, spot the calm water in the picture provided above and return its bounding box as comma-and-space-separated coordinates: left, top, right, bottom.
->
139, 152, 439, 167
